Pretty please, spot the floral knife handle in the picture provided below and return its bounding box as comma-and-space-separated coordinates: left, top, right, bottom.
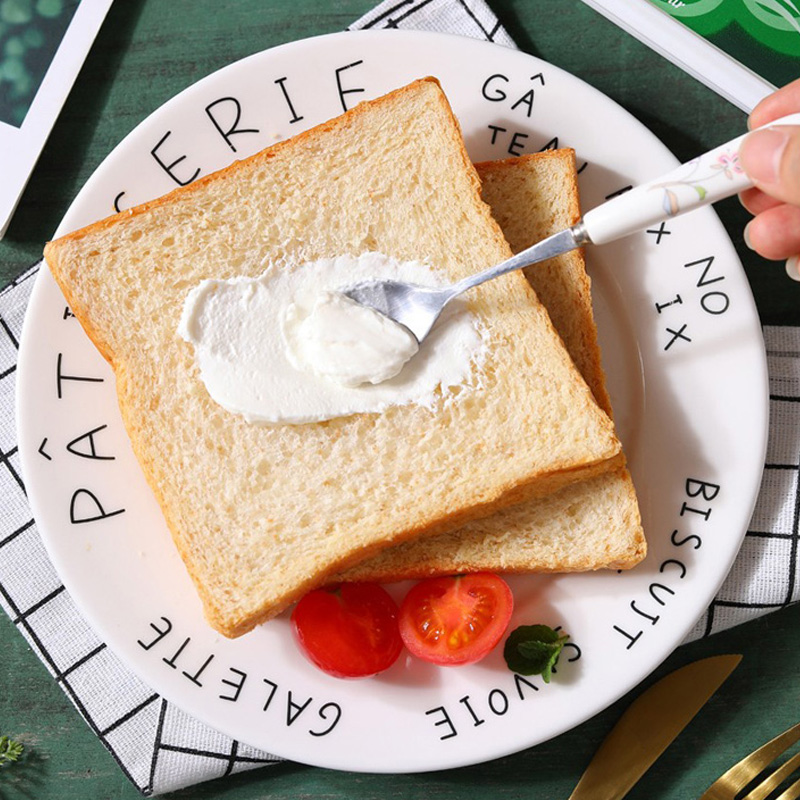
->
581, 113, 800, 246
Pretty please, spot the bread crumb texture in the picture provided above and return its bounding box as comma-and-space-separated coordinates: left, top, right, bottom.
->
335, 151, 644, 584
44, 81, 624, 637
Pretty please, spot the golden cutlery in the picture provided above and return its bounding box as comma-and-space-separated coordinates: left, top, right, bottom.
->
568, 654, 742, 800
700, 720, 800, 800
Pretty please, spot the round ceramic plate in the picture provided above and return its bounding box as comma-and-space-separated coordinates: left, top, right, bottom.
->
17, 30, 768, 772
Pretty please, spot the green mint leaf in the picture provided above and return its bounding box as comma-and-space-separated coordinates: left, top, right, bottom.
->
0, 735, 23, 766
503, 624, 569, 682
517, 639, 562, 683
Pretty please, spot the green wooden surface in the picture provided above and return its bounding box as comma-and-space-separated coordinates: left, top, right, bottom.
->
2, 1, 799, 798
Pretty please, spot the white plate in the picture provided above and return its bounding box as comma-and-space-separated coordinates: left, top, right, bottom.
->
17, 30, 768, 772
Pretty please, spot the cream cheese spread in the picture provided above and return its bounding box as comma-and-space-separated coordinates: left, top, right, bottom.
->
283, 290, 419, 387
178, 253, 484, 424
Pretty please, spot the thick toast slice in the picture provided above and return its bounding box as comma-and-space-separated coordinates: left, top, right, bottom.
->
43, 81, 624, 637
336, 150, 645, 582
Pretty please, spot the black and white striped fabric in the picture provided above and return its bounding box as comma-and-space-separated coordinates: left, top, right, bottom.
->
0, 1, 796, 794
687, 326, 800, 639
347, 0, 515, 44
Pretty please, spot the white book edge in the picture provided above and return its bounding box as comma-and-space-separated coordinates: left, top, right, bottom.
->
578, 0, 776, 114
0, 0, 115, 240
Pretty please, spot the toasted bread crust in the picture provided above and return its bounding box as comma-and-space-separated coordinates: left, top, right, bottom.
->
334, 150, 645, 587
44, 82, 625, 638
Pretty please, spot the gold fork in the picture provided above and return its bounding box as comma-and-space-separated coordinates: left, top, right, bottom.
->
700, 721, 800, 800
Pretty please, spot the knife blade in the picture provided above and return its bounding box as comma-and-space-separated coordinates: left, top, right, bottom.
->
568, 654, 742, 800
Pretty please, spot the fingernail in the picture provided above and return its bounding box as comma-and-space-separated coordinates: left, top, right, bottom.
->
786, 255, 800, 282
743, 221, 755, 250
740, 128, 790, 185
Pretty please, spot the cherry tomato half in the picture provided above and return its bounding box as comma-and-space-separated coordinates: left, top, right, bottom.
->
291, 583, 403, 678
398, 573, 513, 666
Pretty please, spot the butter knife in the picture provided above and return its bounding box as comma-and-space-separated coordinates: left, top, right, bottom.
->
345, 115, 800, 345
568, 654, 742, 800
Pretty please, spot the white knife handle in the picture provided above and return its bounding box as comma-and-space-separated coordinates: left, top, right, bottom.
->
582, 113, 800, 246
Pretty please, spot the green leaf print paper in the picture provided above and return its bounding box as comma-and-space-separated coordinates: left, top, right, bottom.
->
0, 0, 79, 128
0, 0, 112, 238
646, 0, 800, 88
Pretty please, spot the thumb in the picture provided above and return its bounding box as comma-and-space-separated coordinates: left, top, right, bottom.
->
739, 125, 800, 206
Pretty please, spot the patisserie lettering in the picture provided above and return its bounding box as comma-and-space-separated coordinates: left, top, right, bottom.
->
141, 63, 367, 192
204, 96, 260, 153
137, 616, 343, 737
274, 76, 304, 123
334, 59, 366, 112
110, 60, 564, 207
612, 478, 721, 649
150, 129, 200, 187
45, 346, 126, 525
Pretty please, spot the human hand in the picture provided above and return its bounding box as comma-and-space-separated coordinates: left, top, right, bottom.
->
739, 78, 800, 280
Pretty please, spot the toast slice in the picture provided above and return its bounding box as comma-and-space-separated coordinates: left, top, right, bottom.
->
336, 150, 645, 582
43, 80, 624, 637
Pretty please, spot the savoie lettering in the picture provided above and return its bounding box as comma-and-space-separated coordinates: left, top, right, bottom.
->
424, 643, 580, 741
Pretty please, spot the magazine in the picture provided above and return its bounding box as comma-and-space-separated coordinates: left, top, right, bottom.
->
579, 0, 791, 113
0, 0, 114, 238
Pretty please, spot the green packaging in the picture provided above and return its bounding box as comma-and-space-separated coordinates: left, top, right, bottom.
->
645, 0, 799, 88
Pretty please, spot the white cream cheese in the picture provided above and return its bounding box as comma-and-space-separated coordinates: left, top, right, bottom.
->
178, 253, 484, 425
283, 290, 419, 387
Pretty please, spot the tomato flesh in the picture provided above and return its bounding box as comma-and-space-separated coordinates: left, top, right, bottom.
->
398, 573, 513, 666
291, 583, 403, 678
